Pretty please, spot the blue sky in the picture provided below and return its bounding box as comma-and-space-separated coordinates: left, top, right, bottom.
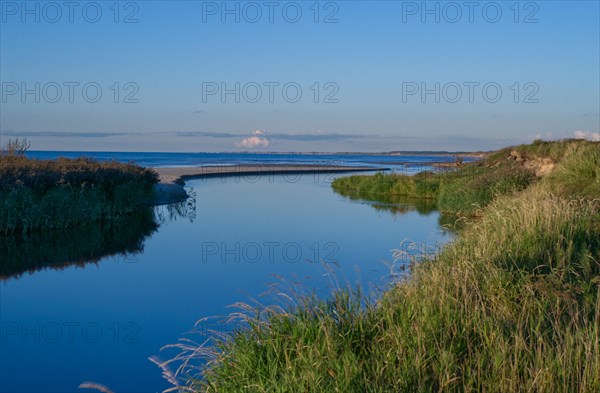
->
1, 0, 599, 152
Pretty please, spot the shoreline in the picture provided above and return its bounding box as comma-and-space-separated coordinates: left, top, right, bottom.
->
173, 139, 600, 391
151, 164, 389, 205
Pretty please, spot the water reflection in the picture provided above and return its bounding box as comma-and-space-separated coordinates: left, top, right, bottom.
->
0, 199, 196, 280
155, 188, 197, 224
333, 188, 460, 230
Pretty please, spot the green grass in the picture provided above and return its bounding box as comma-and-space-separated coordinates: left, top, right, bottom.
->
159, 140, 600, 392
333, 171, 441, 200
332, 140, 599, 217
0, 155, 158, 233
484, 138, 594, 164
544, 142, 600, 197
436, 165, 535, 214
333, 166, 536, 216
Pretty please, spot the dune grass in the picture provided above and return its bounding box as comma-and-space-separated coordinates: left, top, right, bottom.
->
484, 138, 591, 163
0, 154, 158, 233
544, 142, 600, 197
157, 140, 600, 392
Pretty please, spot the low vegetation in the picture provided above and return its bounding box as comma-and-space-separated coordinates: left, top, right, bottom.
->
0, 139, 158, 233
161, 139, 600, 392
331, 139, 596, 216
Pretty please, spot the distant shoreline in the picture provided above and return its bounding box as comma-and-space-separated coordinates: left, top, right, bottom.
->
25, 150, 489, 157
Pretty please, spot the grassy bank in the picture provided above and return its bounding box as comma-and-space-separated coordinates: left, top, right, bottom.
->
332, 139, 597, 215
161, 140, 600, 392
0, 153, 158, 233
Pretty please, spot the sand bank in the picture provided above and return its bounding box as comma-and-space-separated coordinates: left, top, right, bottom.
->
151, 164, 387, 205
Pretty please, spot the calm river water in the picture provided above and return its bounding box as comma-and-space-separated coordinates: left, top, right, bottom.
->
1, 172, 451, 392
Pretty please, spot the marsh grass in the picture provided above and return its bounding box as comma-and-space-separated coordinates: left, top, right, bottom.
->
153, 140, 600, 392
0, 155, 158, 233
333, 165, 535, 216
333, 140, 599, 217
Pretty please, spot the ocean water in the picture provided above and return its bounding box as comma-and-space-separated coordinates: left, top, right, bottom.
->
25, 151, 472, 172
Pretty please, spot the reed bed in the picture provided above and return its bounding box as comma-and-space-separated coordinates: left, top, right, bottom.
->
0, 154, 158, 233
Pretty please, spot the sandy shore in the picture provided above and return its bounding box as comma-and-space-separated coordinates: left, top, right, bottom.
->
150, 164, 387, 205
155, 164, 386, 184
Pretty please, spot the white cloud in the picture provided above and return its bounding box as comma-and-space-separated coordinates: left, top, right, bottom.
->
236, 135, 270, 148
574, 130, 600, 142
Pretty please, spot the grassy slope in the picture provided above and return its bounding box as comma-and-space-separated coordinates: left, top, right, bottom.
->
166, 140, 599, 392
0, 155, 158, 233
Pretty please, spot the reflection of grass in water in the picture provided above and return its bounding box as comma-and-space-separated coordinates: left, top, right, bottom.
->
155, 188, 197, 224
336, 188, 437, 214
334, 187, 462, 232
0, 199, 197, 280
0, 208, 157, 280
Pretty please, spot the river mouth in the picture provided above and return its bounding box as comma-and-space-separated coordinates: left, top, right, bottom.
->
1, 173, 449, 393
